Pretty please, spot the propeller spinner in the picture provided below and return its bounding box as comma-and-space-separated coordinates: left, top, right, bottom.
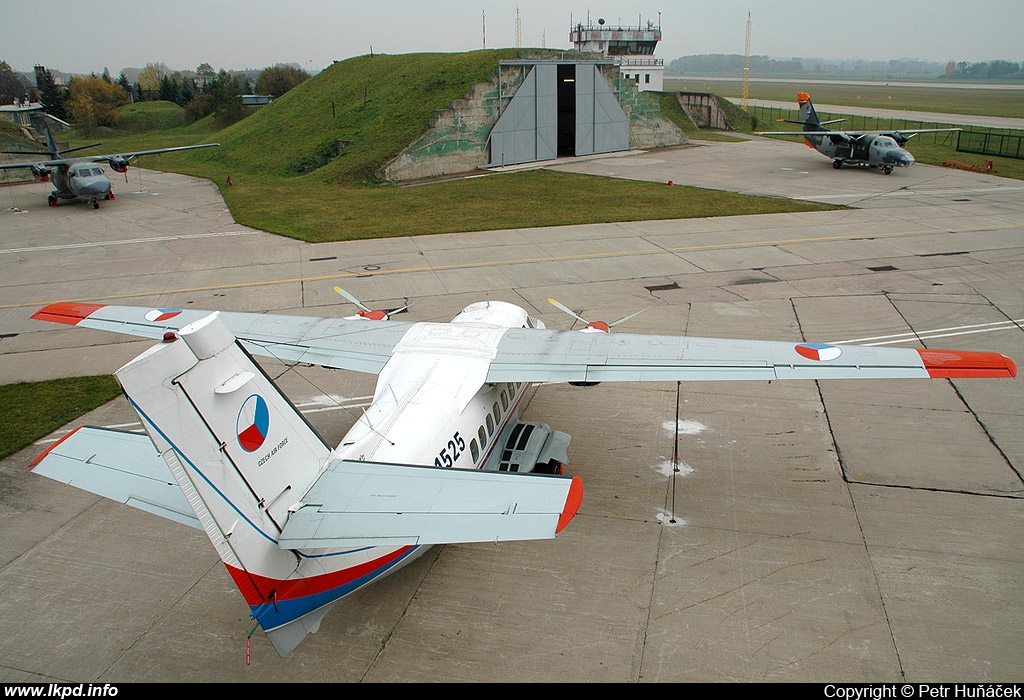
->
547, 298, 647, 333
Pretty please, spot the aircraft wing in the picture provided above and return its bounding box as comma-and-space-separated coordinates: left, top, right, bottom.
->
889, 128, 962, 135
483, 327, 1017, 383
280, 460, 583, 548
2, 144, 218, 170
86, 143, 219, 164
0, 158, 68, 170
757, 128, 959, 139
33, 302, 414, 375
34, 302, 1016, 382
756, 130, 859, 141
30, 426, 201, 529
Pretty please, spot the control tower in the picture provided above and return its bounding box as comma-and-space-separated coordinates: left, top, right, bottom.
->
569, 15, 663, 91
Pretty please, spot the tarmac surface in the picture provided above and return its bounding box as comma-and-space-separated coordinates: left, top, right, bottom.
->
0, 136, 1022, 683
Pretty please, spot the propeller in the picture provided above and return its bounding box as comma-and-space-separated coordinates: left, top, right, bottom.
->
892, 132, 914, 146
547, 298, 647, 333
334, 286, 408, 321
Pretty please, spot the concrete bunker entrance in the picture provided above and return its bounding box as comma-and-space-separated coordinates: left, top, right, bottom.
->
487, 61, 630, 168
557, 63, 577, 157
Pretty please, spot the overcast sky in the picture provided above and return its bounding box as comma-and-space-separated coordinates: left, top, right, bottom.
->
5, 0, 1022, 76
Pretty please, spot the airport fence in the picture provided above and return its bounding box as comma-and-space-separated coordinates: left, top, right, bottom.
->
746, 103, 1024, 159
955, 130, 1024, 160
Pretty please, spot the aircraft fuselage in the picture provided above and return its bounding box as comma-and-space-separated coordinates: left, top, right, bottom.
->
51, 162, 114, 207
804, 132, 915, 173
335, 301, 569, 476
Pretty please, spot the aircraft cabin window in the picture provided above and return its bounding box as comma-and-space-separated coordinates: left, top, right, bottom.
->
486, 413, 494, 436
478, 425, 487, 449
470, 438, 479, 462
492, 402, 500, 424
500, 390, 508, 410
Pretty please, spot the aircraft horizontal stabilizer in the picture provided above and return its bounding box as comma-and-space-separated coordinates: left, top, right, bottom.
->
280, 461, 583, 548
30, 426, 201, 529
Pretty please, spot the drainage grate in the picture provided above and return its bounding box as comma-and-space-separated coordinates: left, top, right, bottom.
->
867, 265, 898, 272
645, 281, 680, 292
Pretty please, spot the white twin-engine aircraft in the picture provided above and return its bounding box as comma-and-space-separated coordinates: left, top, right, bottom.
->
29, 291, 1016, 656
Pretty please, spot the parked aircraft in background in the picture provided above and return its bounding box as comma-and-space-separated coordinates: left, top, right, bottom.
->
756, 92, 960, 173
0, 124, 217, 208
29, 291, 1015, 656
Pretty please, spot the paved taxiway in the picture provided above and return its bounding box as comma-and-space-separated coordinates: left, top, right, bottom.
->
1, 137, 1021, 682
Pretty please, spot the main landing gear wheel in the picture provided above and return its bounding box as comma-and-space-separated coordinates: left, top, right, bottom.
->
91, 198, 99, 209
883, 166, 893, 174
48, 194, 58, 207
832, 159, 843, 169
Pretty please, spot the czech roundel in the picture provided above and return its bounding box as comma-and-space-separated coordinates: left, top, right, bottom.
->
236, 394, 270, 452
795, 343, 842, 362
145, 308, 182, 322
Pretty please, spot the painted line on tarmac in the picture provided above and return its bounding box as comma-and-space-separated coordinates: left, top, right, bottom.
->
4, 222, 1020, 310
794, 185, 1024, 200
0, 230, 258, 255
835, 318, 1024, 346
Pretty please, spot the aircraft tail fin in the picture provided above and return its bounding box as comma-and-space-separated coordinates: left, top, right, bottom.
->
797, 92, 822, 130
114, 311, 350, 656
44, 122, 60, 157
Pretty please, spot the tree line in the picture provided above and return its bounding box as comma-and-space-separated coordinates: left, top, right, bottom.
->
0, 60, 310, 133
667, 54, 1024, 80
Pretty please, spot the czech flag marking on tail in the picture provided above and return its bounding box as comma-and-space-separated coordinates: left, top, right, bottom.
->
236, 394, 270, 452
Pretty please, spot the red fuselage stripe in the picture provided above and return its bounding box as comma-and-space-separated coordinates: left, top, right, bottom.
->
225, 545, 415, 605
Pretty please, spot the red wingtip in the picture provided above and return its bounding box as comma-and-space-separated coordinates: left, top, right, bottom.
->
31, 302, 106, 326
556, 475, 584, 534
918, 349, 1017, 379
28, 425, 85, 468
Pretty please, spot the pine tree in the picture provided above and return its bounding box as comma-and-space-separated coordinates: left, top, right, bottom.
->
37, 69, 66, 120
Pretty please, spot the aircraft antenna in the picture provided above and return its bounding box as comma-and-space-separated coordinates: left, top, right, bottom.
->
742, 12, 751, 110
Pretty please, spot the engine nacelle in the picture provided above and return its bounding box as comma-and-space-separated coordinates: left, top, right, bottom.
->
30, 164, 51, 182
108, 156, 129, 173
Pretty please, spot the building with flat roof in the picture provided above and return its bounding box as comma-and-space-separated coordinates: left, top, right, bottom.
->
569, 15, 664, 91
0, 100, 45, 128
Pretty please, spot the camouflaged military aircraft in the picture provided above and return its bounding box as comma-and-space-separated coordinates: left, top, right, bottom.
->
757, 92, 960, 174
1, 123, 217, 208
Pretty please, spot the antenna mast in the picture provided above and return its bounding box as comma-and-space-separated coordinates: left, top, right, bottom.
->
742, 12, 751, 110
515, 7, 522, 48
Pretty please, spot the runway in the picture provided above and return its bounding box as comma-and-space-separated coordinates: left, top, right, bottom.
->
0, 138, 1021, 682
